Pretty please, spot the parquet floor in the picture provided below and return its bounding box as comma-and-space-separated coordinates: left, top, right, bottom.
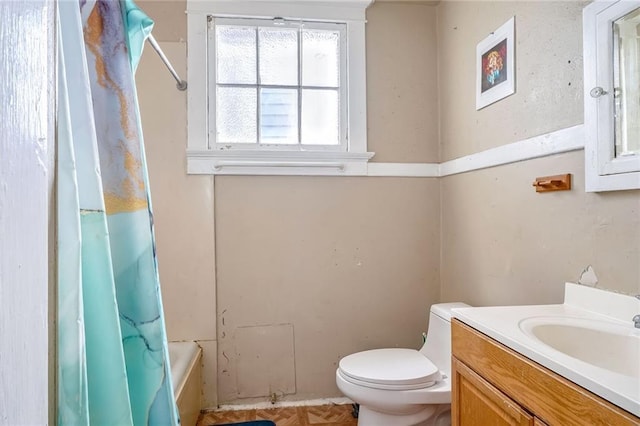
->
198, 404, 358, 426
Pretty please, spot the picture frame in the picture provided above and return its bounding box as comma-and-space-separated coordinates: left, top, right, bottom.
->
476, 17, 515, 110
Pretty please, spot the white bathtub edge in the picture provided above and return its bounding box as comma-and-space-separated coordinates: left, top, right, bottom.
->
168, 341, 202, 399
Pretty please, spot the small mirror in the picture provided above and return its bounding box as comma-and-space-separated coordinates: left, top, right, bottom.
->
612, 8, 640, 159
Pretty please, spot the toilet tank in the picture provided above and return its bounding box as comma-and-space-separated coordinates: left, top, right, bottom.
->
419, 302, 470, 376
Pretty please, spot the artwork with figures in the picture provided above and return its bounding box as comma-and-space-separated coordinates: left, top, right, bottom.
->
481, 38, 508, 92
476, 17, 515, 110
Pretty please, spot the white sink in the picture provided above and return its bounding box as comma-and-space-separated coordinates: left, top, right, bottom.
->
519, 316, 640, 378
452, 283, 640, 417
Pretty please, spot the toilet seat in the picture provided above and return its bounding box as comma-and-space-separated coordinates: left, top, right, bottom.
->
338, 348, 441, 390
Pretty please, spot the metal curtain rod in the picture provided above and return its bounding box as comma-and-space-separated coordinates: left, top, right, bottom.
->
146, 34, 188, 91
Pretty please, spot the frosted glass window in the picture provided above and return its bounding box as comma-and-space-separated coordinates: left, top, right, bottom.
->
216, 26, 257, 85
301, 90, 339, 145
259, 28, 298, 86
216, 87, 257, 143
260, 89, 298, 145
302, 30, 340, 87
211, 18, 346, 148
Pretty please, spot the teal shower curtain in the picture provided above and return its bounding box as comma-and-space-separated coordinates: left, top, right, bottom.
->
57, 0, 179, 424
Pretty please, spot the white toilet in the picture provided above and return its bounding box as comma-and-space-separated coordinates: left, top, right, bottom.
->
336, 302, 470, 426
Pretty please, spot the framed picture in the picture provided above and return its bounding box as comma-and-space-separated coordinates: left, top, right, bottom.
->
476, 17, 515, 110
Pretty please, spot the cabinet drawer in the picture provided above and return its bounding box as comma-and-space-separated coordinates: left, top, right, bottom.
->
453, 357, 533, 426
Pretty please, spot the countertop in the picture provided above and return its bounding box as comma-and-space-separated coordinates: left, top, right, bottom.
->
451, 283, 640, 417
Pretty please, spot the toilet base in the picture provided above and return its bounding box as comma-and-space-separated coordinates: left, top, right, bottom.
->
357, 404, 450, 426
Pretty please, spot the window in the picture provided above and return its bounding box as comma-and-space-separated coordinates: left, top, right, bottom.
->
187, 0, 374, 175
212, 18, 346, 150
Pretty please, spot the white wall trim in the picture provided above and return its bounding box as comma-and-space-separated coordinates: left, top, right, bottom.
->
187, 150, 374, 176
369, 124, 585, 178
439, 124, 585, 177
1, 0, 52, 423
186, 0, 373, 21
190, 125, 585, 177
367, 162, 439, 177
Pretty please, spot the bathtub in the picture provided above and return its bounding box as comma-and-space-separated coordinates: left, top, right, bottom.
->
168, 341, 202, 426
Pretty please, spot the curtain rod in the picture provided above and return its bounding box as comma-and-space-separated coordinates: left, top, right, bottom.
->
146, 34, 188, 91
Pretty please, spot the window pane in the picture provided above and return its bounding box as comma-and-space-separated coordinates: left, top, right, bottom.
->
217, 87, 257, 143
260, 89, 298, 145
302, 29, 340, 87
301, 89, 339, 145
216, 26, 256, 84
259, 28, 298, 85
613, 8, 640, 157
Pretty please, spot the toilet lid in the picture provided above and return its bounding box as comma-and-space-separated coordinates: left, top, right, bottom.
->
338, 348, 441, 390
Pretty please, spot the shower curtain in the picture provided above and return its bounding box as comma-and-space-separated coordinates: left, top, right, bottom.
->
57, 0, 179, 424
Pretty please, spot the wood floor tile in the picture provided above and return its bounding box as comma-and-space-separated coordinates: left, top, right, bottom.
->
198, 408, 255, 425
306, 404, 355, 424
255, 407, 305, 426
198, 404, 357, 426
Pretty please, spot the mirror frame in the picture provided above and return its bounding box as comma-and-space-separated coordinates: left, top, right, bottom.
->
583, 0, 640, 192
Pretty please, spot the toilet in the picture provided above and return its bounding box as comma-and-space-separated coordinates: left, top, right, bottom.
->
336, 302, 470, 426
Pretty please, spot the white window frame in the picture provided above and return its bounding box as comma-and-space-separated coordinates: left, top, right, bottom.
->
584, 0, 640, 191
187, 0, 375, 176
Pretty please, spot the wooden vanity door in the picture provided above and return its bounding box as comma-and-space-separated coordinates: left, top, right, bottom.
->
452, 358, 534, 426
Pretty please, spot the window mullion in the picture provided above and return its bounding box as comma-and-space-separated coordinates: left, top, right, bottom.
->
217, 83, 302, 89
255, 27, 261, 145
297, 25, 303, 146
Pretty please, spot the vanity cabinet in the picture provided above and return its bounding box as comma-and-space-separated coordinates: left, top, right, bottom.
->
451, 319, 640, 426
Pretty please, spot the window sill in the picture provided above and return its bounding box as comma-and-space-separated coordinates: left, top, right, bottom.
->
187, 150, 375, 176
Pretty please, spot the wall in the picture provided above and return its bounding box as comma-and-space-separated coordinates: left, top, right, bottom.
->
215, 176, 440, 402
438, 1, 640, 304
137, 0, 441, 407
366, 1, 439, 163
439, 1, 586, 160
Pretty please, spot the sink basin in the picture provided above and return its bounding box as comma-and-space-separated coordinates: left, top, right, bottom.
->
519, 316, 640, 378
453, 284, 640, 416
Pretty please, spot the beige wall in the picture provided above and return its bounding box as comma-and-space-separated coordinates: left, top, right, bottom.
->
137, 0, 185, 43
215, 176, 440, 402
367, 2, 439, 163
137, 0, 442, 407
441, 151, 640, 304
438, 2, 640, 304
438, 1, 586, 160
